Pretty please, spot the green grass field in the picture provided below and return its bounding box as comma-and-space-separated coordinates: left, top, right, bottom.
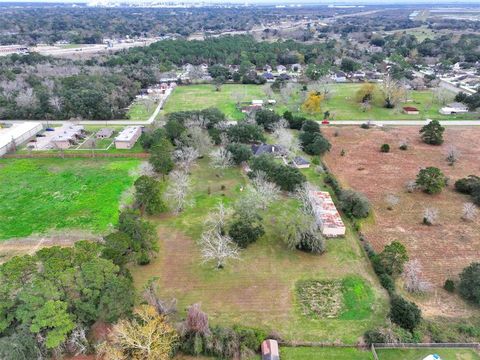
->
277, 83, 478, 121
131, 157, 388, 343
0, 158, 140, 240
162, 84, 267, 120
163, 83, 477, 122
376, 348, 480, 360
127, 99, 157, 120
281, 347, 374, 360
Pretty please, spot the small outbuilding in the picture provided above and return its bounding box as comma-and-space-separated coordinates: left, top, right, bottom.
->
96, 128, 114, 139
292, 156, 310, 169
422, 355, 441, 360
403, 106, 420, 115
261, 339, 279, 360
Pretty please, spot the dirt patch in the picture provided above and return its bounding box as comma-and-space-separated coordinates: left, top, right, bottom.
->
0, 229, 101, 263
323, 126, 480, 317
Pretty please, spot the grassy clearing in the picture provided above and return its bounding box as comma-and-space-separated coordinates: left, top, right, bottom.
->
376, 348, 480, 360
276, 83, 477, 121
131, 157, 388, 343
281, 346, 374, 360
162, 84, 267, 120
127, 98, 157, 120
0, 158, 140, 240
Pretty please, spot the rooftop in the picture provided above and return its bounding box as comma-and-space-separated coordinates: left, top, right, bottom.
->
115, 126, 142, 142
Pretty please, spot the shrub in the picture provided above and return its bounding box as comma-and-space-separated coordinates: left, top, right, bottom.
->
379, 273, 396, 294
390, 296, 422, 332
301, 120, 321, 133
416, 167, 447, 194
255, 109, 281, 131
454, 175, 480, 194
459, 262, 480, 305
380, 143, 390, 153
444, 279, 455, 293
324, 174, 341, 195
339, 190, 371, 218
360, 122, 371, 129
229, 215, 265, 248
399, 141, 408, 150
302, 133, 331, 155
364, 329, 387, 345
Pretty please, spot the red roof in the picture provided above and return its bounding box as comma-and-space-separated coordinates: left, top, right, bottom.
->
403, 106, 419, 111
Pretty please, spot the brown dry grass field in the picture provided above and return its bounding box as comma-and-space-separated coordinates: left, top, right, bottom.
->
323, 126, 480, 317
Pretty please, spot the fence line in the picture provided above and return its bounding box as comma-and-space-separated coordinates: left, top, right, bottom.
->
3, 152, 149, 159
373, 342, 480, 349
371, 344, 379, 360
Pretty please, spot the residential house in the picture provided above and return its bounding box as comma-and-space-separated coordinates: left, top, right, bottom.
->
115, 126, 142, 149
264, 64, 272, 73
439, 102, 469, 115
51, 125, 85, 149
252, 100, 264, 106
276, 65, 287, 73
96, 128, 114, 139
332, 71, 347, 83
251, 143, 285, 157
262, 72, 275, 81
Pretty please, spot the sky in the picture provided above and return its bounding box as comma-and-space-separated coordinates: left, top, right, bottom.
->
1, 0, 480, 3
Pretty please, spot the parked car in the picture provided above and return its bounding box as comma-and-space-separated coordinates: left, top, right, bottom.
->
321, 120, 330, 125
45, 128, 55, 131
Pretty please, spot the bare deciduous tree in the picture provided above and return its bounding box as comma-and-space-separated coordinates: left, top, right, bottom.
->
49, 95, 62, 112
185, 303, 210, 335
209, 147, 233, 169
445, 145, 460, 166
386, 194, 400, 210
381, 74, 405, 108
405, 180, 417, 193
272, 126, 300, 159
250, 171, 281, 210
16, 87, 38, 108
143, 280, 177, 316
173, 146, 199, 172
199, 224, 239, 269
423, 207, 439, 225
462, 202, 478, 222
138, 161, 156, 177
403, 259, 432, 293
188, 127, 213, 156
164, 170, 193, 214
433, 87, 454, 106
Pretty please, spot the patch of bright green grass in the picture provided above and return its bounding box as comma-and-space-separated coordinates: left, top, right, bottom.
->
340, 276, 374, 320
0, 158, 140, 239
163, 84, 267, 120
376, 348, 480, 360
281, 346, 374, 360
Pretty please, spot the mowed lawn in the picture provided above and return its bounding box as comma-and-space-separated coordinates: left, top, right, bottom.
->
0, 158, 140, 240
131, 158, 388, 343
281, 346, 374, 360
127, 98, 157, 120
376, 348, 480, 360
277, 83, 478, 121
163, 84, 267, 120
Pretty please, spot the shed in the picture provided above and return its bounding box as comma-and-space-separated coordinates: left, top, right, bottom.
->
439, 102, 469, 115
403, 106, 420, 115
292, 156, 310, 169
115, 126, 142, 149
261, 339, 279, 360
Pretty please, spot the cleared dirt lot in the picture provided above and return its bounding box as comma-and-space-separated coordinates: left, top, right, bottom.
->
323, 126, 480, 316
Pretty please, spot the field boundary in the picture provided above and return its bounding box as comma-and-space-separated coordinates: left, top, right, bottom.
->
372, 342, 480, 350
3, 152, 149, 159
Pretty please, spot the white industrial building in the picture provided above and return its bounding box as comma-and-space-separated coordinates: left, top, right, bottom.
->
0, 122, 43, 156
114, 126, 142, 149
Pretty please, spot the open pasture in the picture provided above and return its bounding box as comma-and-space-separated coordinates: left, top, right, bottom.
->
323, 126, 480, 317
